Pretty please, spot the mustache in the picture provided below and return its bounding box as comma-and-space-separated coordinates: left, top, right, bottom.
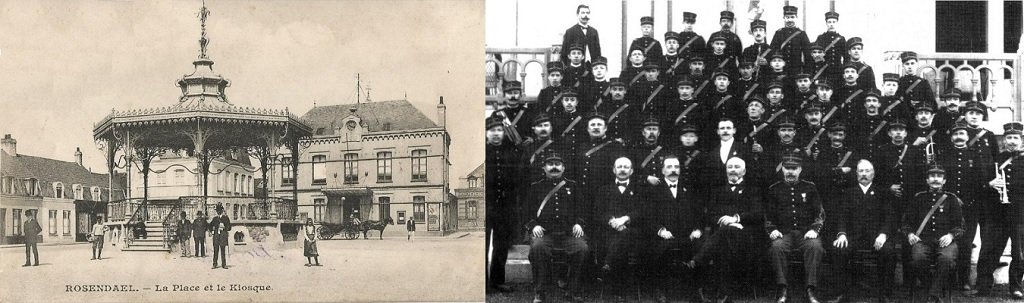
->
666, 172, 680, 177
548, 168, 562, 173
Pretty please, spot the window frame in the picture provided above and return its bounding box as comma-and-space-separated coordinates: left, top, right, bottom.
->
376, 151, 393, 183
410, 149, 428, 182
311, 154, 328, 185
378, 197, 391, 221
281, 157, 295, 185
54, 182, 64, 198
313, 198, 326, 223
48, 210, 57, 235
412, 196, 426, 222
343, 153, 359, 184
62, 210, 71, 235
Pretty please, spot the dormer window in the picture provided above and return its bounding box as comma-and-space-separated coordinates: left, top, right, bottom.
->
382, 123, 392, 131
74, 184, 84, 200
467, 176, 478, 188
91, 187, 102, 201
54, 182, 64, 198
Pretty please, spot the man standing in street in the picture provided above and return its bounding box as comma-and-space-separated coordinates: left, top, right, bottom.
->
193, 210, 208, 258
23, 209, 42, 267
90, 215, 108, 260
177, 211, 192, 258
210, 204, 231, 269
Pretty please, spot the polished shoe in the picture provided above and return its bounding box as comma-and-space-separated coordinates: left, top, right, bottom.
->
806, 288, 820, 303
532, 293, 544, 303
776, 288, 788, 303
494, 284, 513, 293
1012, 290, 1024, 299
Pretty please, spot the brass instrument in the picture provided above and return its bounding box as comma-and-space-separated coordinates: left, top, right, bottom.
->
996, 163, 1010, 204
925, 141, 936, 165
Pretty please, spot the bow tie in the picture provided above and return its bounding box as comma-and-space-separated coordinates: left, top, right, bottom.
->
616, 181, 628, 186
668, 184, 677, 189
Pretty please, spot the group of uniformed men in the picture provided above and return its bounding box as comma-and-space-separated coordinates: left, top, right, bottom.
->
486, 4, 1024, 303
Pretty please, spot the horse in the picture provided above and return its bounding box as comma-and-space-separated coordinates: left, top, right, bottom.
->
359, 217, 394, 240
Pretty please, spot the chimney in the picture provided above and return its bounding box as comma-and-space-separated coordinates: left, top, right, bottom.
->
1, 134, 16, 156
437, 96, 446, 128
75, 147, 83, 166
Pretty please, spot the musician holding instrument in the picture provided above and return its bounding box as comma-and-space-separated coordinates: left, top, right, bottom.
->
976, 122, 1024, 298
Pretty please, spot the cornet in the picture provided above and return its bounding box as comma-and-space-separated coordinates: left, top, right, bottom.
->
925, 142, 936, 165
996, 163, 1011, 204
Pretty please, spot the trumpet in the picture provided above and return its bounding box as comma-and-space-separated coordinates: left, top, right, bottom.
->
925, 142, 936, 165
996, 163, 1010, 204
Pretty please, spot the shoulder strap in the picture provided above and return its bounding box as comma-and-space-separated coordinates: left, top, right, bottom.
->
675, 102, 700, 125
823, 36, 842, 52
537, 180, 568, 218
914, 194, 949, 236
641, 146, 664, 168
967, 129, 989, 147
779, 30, 803, 49
679, 35, 701, 53
585, 140, 615, 157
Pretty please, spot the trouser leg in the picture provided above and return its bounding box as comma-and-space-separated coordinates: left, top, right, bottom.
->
488, 227, 513, 287
878, 240, 898, 296
769, 233, 796, 286
925, 242, 958, 297
529, 236, 553, 295
800, 237, 825, 287
834, 246, 852, 292
1009, 220, 1024, 291
977, 204, 1010, 291
564, 236, 590, 296
30, 243, 39, 264
958, 202, 979, 285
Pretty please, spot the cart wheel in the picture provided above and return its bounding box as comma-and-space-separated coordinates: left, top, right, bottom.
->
316, 226, 329, 240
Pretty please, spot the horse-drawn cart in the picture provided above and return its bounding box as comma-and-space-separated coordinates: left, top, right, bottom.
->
316, 221, 361, 240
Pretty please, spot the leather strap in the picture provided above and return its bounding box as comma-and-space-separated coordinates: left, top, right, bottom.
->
914, 194, 949, 236
537, 180, 568, 218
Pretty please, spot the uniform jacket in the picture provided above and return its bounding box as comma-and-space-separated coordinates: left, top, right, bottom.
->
523, 178, 586, 233
901, 190, 965, 241
765, 180, 825, 234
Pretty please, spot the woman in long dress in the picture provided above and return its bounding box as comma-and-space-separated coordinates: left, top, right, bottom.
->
303, 218, 321, 266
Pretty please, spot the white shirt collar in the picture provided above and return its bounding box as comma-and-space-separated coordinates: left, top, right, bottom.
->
860, 182, 872, 194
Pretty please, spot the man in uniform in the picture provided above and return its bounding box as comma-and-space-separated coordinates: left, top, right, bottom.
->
964, 102, 999, 159
620, 47, 649, 87
875, 120, 921, 209
596, 157, 643, 303
561, 4, 601, 64
631, 117, 670, 186
735, 60, 762, 101
581, 57, 611, 112
978, 122, 1024, 298
210, 204, 231, 269
536, 62, 566, 115
662, 32, 685, 84
761, 117, 804, 185
880, 73, 913, 123
663, 77, 706, 145
676, 12, 707, 66
770, 5, 813, 75
766, 153, 826, 303
629, 16, 664, 66
811, 122, 857, 220
486, 117, 520, 293
707, 11, 743, 61
938, 122, 993, 292
494, 80, 531, 143
897, 51, 937, 110
704, 70, 743, 124
563, 44, 591, 90
742, 19, 772, 81
850, 89, 890, 158
520, 114, 562, 184
933, 89, 963, 132
765, 81, 795, 115
845, 37, 876, 91
629, 63, 671, 123
808, 44, 832, 85
572, 112, 625, 209
831, 160, 898, 303
833, 63, 866, 123
736, 96, 780, 153
552, 90, 585, 153
814, 11, 847, 85
902, 165, 965, 303
600, 78, 633, 142
796, 102, 828, 159
707, 36, 739, 81
907, 104, 942, 171
688, 55, 712, 97
643, 155, 703, 303
791, 71, 817, 109
677, 124, 705, 189
525, 154, 589, 303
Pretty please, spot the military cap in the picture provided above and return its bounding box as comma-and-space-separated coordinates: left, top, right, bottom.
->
827, 121, 847, 133
815, 79, 833, 90
950, 121, 970, 133
747, 96, 767, 107
825, 11, 840, 20
664, 31, 680, 41
679, 124, 699, 134
712, 69, 730, 79
689, 54, 705, 62
769, 52, 786, 60
783, 5, 799, 16
888, 120, 908, 129
683, 12, 697, 23
863, 89, 881, 99
776, 116, 797, 128
503, 80, 522, 92
900, 51, 918, 62
842, 62, 858, 71
941, 88, 961, 99
781, 154, 803, 168
532, 113, 552, 126
561, 89, 578, 98
568, 44, 585, 52
1003, 122, 1024, 135
591, 56, 608, 67
586, 111, 608, 122
794, 70, 812, 80
547, 61, 564, 73
644, 62, 661, 70
708, 35, 727, 44
215, 203, 225, 211
882, 73, 900, 82
641, 16, 654, 25
676, 77, 695, 87
803, 102, 824, 114
914, 103, 934, 113
486, 116, 504, 130
768, 81, 786, 90
926, 165, 946, 175
847, 37, 864, 48
751, 19, 767, 30
963, 101, 985, 114
809, 43, 824, 51
609, 77, 626, 87
543, 153, 565, 163
739, 60, 756, 68
641, 116, 660, 127
720, 11, 735, 20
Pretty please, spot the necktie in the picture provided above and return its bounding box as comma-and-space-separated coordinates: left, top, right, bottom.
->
668, 184, 677, 189
616, 181, 628, 186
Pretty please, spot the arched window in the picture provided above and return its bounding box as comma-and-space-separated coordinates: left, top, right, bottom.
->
73, 184, 83, 200
91, 187, 102, 201
54, 182, 64, 198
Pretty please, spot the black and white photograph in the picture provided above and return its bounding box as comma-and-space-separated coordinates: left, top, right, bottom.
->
0, 0, 484, 302
485, 0, 1024, 302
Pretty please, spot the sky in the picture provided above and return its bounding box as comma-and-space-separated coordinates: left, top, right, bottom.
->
0, 0, 485, 180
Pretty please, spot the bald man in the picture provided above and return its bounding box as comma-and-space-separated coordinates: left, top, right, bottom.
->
595, 157, 643, 302
831, 160, 898, 303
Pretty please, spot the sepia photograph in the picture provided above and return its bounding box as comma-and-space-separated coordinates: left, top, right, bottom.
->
0, 0, 484, 302
485, 0, 1024, 302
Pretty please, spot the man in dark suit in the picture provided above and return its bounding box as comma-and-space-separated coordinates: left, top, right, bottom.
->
703, 118, 752, 189
831, 160, 898, 303
560, 4, 601, 64
525, 153, 589, 303
692, 156, 764, 302
642, 155, 703, 303
210, 204, 231, 269
192, 210, 208, 258
23, 210, 42, 266
177, 212, 193, 257
596, 156, 643, 303
766, 153, 826, 303
706, 11, 743, 63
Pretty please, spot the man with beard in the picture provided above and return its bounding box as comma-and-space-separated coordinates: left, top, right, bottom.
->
600, 78, 633, 142
770, 5, 813, 75
536, 62, 566, 115
676, 12, 707, 65
552, 90, 585, 153
766, 153, 826, 303
641, 155, 703, 303
704, 70, 743, 125
663, 77, 706, 145
572, 112, 625, 210
742, 19, 772, 80
897, 52, 938, 110
629, 16, 664, 66
560, 4, 601, 64
486, 117, 520, 294
845, 37, 876, 91
662, 32, 685, 84
831, 160, 898, 303
833, 63, 866, 123
525, 154, 589, 303
702, 118, 752, 189
902, 165, 965, 303
691, 157, 765, 303
850, 89, 889, 158
707, 11, 743, 61
707, 36, 738, 81
811, 122, 857, 231
581, 56, 610, 112
938, 122, 993, 292
814, 11, 847, 86
978, 122, 1024, 298
596, 157, 643, 303
563, 44, 591, 91
519, 114, 562, 187
632, 117, 670, 186
493, 80, 531, 143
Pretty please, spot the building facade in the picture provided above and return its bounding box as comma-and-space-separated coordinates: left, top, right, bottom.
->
0, 134, 126, 244
272, 99, 456, 237
454, 163, 484, 230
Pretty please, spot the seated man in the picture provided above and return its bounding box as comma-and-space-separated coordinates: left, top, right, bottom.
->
766, 153, 826, 303
641, 155, 703, 303
902, 165, 965, 303
831, 159, 898, 302
596, 157, 643, 303
524, 153, 589, 303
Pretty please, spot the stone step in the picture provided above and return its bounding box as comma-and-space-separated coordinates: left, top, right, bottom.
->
123, 246, 170, 252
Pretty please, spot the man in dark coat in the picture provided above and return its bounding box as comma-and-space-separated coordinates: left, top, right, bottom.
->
628, 16, 663, 66
813, 11, 847, 85
192, 210, 208, 258
486, 116, 520, 293
706, 11, 743, 64
831, 159, 898, 302
23, 210, 42, 266
766, 154, 826, 303
977, 122, 1024, 298
560, 5, 601, 64
642, 155, 703, 303
595, 156, 643, 302
177, 212, 193, 257
210, 204, 232, 269
902, 165, 965, 303
897, 52, 937, 110
770, 5, 813, 76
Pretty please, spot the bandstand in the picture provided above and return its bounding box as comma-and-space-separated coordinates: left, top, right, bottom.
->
93, 4, 313, 251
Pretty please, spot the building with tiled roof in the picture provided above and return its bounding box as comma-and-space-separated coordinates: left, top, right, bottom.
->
454, 163, 484, 230
1, 134, 126, 244
272, 98, 457, 236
